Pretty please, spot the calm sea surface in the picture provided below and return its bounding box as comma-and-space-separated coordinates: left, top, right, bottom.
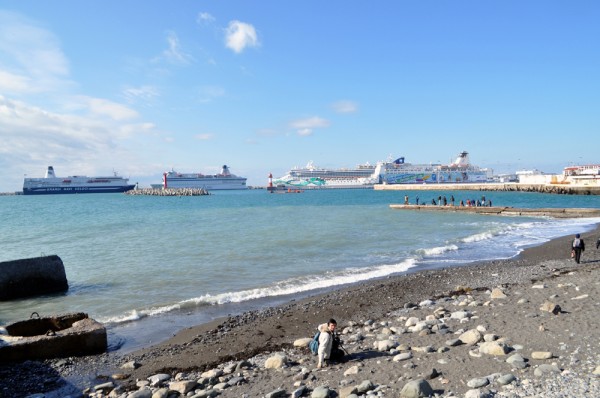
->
1, 189, 599, 351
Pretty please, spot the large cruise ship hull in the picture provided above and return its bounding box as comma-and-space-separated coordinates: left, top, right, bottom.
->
163, 178, 247, 190
23, 185, 135, 195
160, 165, 248, 190
23, 166, 135, 195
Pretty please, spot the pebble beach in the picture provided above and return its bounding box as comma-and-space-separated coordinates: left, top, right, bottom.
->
1, 226, 599, 398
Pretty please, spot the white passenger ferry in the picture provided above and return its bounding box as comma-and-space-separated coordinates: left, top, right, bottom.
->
23, 166, 135, 195
154, 165, 248, 190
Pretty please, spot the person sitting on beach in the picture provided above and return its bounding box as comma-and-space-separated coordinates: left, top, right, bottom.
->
572, 234, 585, 264
316, 318, 338, 368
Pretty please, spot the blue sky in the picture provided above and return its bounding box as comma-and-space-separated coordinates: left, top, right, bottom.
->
0, 1, 599, 191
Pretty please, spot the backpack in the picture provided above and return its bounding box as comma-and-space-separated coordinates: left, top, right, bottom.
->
309, 331, 320, 355
573, 238, 581, 248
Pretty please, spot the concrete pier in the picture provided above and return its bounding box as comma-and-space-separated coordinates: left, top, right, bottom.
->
0, 255, 68, 301
375, 182, 600, 195
389, 204, 600, 218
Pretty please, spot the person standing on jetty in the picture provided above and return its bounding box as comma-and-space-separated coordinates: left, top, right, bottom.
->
572, 234, 585, 264
317, 319, 337, 368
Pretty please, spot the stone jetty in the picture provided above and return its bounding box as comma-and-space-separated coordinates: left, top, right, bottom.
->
0, 255, 68, 301
125, 188, 209, 196
375, 182, 600, 195
389, 205, 600, 218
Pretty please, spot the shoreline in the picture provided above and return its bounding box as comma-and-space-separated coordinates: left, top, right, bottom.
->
1, 225, 599, 397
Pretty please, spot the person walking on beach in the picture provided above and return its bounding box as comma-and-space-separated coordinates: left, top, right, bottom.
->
596, 237, 600, 250
316, 319, 337, 368
571, 234, 585, 264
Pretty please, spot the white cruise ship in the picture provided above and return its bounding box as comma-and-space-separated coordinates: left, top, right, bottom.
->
273, 151, 491, 189
376, 151, 492, 184
154, 165, 247, 190
272, 161, 378, 189
23, 166, 135, 195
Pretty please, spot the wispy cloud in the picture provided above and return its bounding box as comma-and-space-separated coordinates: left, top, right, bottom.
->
332, 100, 358, 114
290, 116, 330, 136
162, 31, 192, 64
197, 12, 215, 24
0, 10, 71, 94
78, 96, 139, 121
195, 133, 214, 140
123, 85, 160, 104
225, 21, 260, 53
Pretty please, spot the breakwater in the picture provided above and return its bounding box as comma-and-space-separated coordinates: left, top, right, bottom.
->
389, 204, 600, 218
375, 182, 600, 195
125, 188, 209, 196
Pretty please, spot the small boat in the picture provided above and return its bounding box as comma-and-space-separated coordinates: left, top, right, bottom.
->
0, 312, 107, 363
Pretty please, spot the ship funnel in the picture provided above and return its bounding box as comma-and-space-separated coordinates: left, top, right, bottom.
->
45, 166, 56, 178
452, 151, 470, 166
220, 165, 231, 176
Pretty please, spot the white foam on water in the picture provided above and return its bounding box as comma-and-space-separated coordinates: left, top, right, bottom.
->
103, 258, 418, 325
418, 245, 459, 256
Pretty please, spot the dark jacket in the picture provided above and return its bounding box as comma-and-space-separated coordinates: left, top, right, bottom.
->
572, 238, 585, 251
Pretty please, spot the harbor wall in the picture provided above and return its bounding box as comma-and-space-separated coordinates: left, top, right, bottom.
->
388, 205, 600, 218
0, 255, 68, 301
374, 182, 600, 195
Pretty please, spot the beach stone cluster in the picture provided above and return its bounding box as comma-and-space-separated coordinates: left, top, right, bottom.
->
62, 262, 600, 398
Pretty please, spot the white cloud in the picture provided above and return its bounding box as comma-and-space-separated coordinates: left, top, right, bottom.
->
80, 97, 139, 121
123, 85, 160, 104
0, 11, 71, 94
225, 21, 259, 53
163, 31, 192, 64
290, 116, 330, 136
197, 12, 215, 24
332, 100, 358, 114
195, 133, 214, 140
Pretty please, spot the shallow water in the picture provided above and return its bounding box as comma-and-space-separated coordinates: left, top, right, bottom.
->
1, 189, 598, 350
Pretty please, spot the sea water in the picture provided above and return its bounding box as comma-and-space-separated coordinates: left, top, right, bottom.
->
1, 189, 598, 351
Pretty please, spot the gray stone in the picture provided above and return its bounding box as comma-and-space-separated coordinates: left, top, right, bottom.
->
169, 380, 197, 394
311, 386, 331, 398
121, 360, 142, 370
531, 351, 553, 360
459, 329, 482, 345
265, 388, 287, 398
292, 385, 307, 398
445, 339, 462, 347
393, 352, 413, 362
496, 373, 516, 385
226, 376, 245, 386
147, 373, 170, 387
127, 389, 153, 398
534, 364, 561, 377
467, 377, 489, 388
478, 341, 508, 356
399, 379, 433, 398
356, 380, 375, 394
265, 353, 288, 369
339, 385, 358, 398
